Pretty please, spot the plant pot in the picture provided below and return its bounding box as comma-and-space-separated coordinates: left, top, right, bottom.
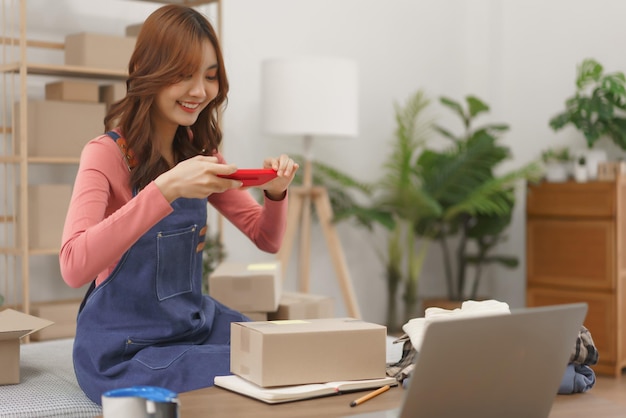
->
583, 149, 607, 180
574, 164, 588, 183
544, 162, 569, 182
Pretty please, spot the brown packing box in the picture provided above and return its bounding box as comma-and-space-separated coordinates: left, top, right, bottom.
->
17, 184, 72, 249
99, 82, 126, 110
65, 32, 136, 72
231, 318, 387, 387
0, 309, 53, 384
45, 80, 100, 103
209, 261, 281, 312
14, 100, 106, 158
241, 312, 268, 321
268, 292, 334, 320
29, 299, 81, 341
126, 23, 143, 37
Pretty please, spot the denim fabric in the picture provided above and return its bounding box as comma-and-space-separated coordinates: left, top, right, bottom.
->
73, 135, 248, 405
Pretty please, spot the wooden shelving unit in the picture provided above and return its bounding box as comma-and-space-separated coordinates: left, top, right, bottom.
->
0, 0, 220, 322
526, 178, 626, 377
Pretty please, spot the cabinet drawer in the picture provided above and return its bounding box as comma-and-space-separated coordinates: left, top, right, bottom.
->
526, 181, 615, 218
527, 219, 615, 290
527, 287, 616, 365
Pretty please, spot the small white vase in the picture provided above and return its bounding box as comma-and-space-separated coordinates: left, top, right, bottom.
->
574, 164, 588, 183
583, 149, 607, 180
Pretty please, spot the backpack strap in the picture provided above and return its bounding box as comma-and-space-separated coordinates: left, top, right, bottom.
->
105, 130, 137, 170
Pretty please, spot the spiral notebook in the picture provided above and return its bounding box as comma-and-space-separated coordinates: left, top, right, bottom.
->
214, 374, 397, 404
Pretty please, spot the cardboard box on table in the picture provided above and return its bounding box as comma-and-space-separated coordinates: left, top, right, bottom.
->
45, 80, 99, 103
30, 299, 82, 341
0, 309, 53, 384
65, 32, 136, 72
268, 291, 334, 320
231, 318, 387, 387
208, 261, 281, 312
14, 100, 106, 158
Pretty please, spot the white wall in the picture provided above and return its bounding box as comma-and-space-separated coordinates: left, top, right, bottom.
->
5, 0, 626, 324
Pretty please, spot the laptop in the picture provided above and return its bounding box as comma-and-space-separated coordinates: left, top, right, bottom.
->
346, 303, 588, 418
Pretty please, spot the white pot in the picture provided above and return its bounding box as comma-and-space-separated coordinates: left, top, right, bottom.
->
545, 162, 569, 182
583, 149, 607, 180
574, 164, 588, 183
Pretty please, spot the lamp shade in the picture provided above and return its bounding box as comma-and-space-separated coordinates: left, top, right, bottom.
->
261, 56, 358, 138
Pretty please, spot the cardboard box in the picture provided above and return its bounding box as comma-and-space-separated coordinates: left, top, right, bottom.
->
242, 312, 268, 321
209, 261, 281, 312
45, 81, 99, 103
99, 82, 126, 110
0, 309, 53, 384
268, 292, 334, 320
14, 100, 106, 158
17, 184, 72, 249
29, 299, 81, 341
231, 318, 387, 387
65, 32, 136, 72
126, 23, 143, 37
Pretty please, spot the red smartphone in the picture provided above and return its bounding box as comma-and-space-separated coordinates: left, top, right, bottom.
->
218, 168, 278, 187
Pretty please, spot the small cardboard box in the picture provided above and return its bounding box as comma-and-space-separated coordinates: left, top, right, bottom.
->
125, 23, 143, 37
0, 309, 54, 384
209, 261, 281, 312
29, 299, 81, 341
14, 100, 106, 158
231, 318, 387, 387
99, 82, 126, 110
17, 184, 72, 249
241, 312, 268, 321
45, 80, 100, 103
268, 292, 334, 320
65, 32, 136, 72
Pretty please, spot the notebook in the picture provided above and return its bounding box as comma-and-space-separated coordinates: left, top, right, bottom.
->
346, 303, 588, 418
214, 374, 398, 404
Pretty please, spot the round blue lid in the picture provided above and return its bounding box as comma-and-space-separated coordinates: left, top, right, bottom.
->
102, 386, 178, 403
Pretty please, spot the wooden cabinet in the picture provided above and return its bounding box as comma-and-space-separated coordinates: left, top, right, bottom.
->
526, 179, 626, 376
0, 0, 218, 321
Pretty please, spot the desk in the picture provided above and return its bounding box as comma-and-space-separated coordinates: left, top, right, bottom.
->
178, 384, 626, 418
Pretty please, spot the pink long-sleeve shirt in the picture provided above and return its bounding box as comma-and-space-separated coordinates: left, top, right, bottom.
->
60, 134, 288, 288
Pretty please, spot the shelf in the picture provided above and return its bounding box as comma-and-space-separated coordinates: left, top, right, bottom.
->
0, 247, 58, 256
1, 61, 127, 80
0, 156, 81, 164
135, 0, 218, 5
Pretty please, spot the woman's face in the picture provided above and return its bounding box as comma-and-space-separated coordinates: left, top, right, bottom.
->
153, 40, 219, 135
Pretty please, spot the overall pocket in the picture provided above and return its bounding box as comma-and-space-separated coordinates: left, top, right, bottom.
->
156, 225, 197, 301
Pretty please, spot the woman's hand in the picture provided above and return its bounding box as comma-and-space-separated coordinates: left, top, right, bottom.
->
262, 154, 299, 200
154, 155, 242, 202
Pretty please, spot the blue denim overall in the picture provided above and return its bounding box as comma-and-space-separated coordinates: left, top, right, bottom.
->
73, 133, 248, 405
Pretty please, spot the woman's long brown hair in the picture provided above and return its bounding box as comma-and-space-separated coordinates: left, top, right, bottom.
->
104, 5, 229, 191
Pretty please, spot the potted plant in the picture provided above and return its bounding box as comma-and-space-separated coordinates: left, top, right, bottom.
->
574, 155, 588, 183
541, 147, 571, 182
549, 58, 626, 178
413, 95, 542, 304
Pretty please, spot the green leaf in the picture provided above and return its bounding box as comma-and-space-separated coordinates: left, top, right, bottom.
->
466, 96, 490, 118
439, 96, 466, 123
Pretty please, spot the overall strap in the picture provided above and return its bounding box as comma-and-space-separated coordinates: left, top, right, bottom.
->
106, 130, 137, 170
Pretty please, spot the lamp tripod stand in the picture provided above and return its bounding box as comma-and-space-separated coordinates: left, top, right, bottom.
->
276, 136, 362, 319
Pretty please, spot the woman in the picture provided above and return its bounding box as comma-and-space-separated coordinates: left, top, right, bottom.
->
60, 5, 298, 404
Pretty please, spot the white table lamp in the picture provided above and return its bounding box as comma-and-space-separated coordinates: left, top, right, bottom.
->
260, 56, 361, 318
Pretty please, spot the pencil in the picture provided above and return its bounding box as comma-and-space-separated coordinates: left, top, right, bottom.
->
349, 384, 391, 407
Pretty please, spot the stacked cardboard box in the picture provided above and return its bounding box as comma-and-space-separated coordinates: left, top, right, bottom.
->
29, 299, 82, 341
208, 261, 335, 320
65, 32, 136, 72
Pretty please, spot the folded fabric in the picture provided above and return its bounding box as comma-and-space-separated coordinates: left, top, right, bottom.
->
558, 364, 596, 394
569, 325, 599, 366
401, 299, 510, 351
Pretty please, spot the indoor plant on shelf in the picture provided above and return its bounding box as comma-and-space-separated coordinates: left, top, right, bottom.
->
414, 95, 542, 305
549, 58, 626, 179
